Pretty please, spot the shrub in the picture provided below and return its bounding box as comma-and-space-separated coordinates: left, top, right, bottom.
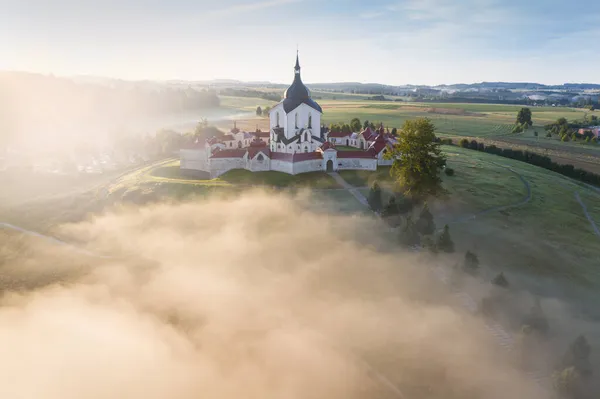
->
444, 167, 455, 176
553, 367, 582, 398
546, 132, 552, 138
416, 203, 436, 236
459, 138, 470, 148
562, 135, 570, 142
469, 140, 479, 150
512, 124, 523, 133
367, 181, 383, 213
492, 272, 509, 288
436, 225, 455, 253
464, 250, 479, 271
399, 216, 420, 247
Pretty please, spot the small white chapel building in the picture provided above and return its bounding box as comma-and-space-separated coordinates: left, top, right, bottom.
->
180, 53, 396, 178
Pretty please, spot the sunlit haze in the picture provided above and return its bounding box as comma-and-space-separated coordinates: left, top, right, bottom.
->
2, 0, 599, 85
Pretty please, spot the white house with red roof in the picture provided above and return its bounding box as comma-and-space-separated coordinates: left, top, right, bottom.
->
180, 53, 396, 178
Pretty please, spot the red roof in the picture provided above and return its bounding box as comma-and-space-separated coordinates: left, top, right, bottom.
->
254, 131, 270, 138
328, 131, 351, 138
337, 151, 375, 159
368, 133, 391, 155
271, 152, 323, 162
320, 142, 336, 151
361, 127, 377, 141
210, 149, 246, 159
248, 147, 270, 159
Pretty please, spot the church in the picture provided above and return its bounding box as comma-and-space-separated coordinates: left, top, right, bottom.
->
180, 53, 397, 178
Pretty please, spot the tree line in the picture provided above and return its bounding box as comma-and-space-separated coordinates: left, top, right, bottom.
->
455, 138, 600, 187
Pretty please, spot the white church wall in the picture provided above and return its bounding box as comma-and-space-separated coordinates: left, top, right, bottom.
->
292, 159, 322, 175
248, 156, 271, 172
210, 157, 246, 178
271, 160, 294, 174
337, 158, 377, 171
180, 149, 208, 171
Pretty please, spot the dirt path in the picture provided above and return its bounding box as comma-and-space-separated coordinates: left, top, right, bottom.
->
575, 192, 600, 238
328, 172, 370, 207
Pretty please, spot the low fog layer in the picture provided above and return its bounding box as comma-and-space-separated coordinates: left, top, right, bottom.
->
0, 191, 547, 399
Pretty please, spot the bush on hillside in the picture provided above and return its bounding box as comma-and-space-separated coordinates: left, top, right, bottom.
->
367, 181, 383, 213
399, 216, 420, 247
444, 167, 455, 176
492, 272, 509, 288
459, 138, 470, 148
463, 250, 479, 272
415, 203, 436, 236
436, 225, 454, 253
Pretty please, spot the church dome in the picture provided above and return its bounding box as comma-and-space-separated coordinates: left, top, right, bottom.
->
281, 53, 322, 114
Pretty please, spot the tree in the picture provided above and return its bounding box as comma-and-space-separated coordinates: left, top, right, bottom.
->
350, 118, 362, 133
391, 127, 398, 137
524, 297, 549, 334
415, 203, 435, 236
389, 118, 447, 201
256, 106, 262, 116
516, 107, 533, 126
363, 120, 370, 129
492, 272, 509, 288
436, 224, 454, 253
444, 167, 454, 176
263, 106, 271, 115
399, 216, 420, 247
557, 117, 568, 126
463, 250, 479, 272
459, 138, 469, 148
562, 335, 593, 377
552, 367, 582, 399
367, 181, 383, 213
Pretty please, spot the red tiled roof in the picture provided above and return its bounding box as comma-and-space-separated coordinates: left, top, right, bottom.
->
368, 133, 391, 155
270, 151, 322, 162
210, 149, 246, 159
254, 131, 270, 138
248, 147, 270, 159
337, 151, 376, 159
320, 142, 336, 151
328, 131, 351, 138
361, 127, 377, 141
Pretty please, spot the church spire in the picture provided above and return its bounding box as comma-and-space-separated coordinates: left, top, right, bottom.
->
295, 50, 301, 74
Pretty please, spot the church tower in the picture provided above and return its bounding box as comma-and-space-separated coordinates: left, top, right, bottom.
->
269, 52, 323, 154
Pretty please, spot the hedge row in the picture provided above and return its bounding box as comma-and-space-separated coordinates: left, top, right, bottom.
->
456, 138, 600, 187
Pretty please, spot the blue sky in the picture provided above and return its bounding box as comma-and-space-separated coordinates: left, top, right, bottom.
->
2, 0, 599, 85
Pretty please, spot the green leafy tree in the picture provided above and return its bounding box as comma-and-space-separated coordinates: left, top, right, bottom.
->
363, 120, 370, 129
350, 118, 362, 133
256, 106, 262, 116
391, 127, 398, 137
464, 250, 479, 272
459, 138, 469, 148
557, 117, 568, 126
367, 181, 383, 213
389, 118, 447, 201
436, 224, 454, 253
492, 272, 509, 288
263, 106, 271, 115
415, 203, 435, 236
516, 107, 533, 126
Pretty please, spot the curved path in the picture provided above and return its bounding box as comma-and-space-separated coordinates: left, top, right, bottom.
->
575, 192, 600, 238
439, 159, 532, 227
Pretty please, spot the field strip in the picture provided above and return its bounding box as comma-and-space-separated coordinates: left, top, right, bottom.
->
0, 222, 111, 259
575, 192, 600, 238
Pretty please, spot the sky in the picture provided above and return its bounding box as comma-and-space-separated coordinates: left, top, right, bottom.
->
2, 0, 599, 85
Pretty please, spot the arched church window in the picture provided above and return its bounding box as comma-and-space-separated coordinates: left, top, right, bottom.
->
303, 132, 307, 142
238, 141, 242, 149
276, 112, 280, 127
295, 113, 298, 128
308, 114, 312, 128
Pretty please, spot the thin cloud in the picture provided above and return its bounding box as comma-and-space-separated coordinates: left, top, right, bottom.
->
205, 0, 301, 17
